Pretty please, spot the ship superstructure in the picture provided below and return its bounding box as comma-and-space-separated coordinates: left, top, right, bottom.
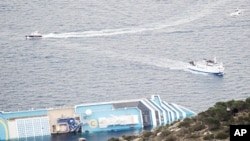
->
0, 95, 196, 140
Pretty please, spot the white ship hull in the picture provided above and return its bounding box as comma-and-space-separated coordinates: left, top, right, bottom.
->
187, 58, 224, 76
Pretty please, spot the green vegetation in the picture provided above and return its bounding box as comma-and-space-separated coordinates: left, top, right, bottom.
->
108, 96, 250, 141
215, 131, 228, 140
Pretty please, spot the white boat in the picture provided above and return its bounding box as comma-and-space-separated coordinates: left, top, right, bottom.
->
25, 31, 42, 39
230, 8, 241, 16
187, 57, 224, 76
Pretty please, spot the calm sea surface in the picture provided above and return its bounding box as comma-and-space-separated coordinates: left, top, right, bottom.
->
0, 0, 249, 140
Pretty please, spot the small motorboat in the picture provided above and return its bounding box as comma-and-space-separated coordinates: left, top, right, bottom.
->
230, 8, 241, 16
25, 31, 42, 39
187, 57, 224, 76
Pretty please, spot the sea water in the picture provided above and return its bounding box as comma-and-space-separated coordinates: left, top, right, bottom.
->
0, 0, 249, 140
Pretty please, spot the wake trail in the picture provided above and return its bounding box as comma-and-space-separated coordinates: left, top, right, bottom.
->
124, 54, 189, 71
92, 49, 189, 71
43, 27, 151, 38
42, 21, 193, 38
42, 11, 206, 39
42, 20, 191, 38
42, 0, 228, 39
115, 52, 212, 76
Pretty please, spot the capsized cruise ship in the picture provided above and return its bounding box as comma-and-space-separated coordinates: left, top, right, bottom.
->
0, 95, 196, 140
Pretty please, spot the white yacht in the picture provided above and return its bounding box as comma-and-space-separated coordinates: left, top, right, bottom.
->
187, 57, 224, 76
25, 31, 42, 39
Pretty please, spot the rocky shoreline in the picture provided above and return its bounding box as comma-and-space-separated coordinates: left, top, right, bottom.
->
108, 97, 250, 141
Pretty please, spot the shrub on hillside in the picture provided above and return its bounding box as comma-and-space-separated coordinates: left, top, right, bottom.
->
164, 134, 177, 141
215, 131, 228, 139
160, 129, 171, 137
227, 99, 249, 112
177, 127, 190, 136
209, 107, 231, 121
186, 133, 200, 139
178, 118, 192, 128
232, 100, 248, 111
203, 134, 214, 140
154, 125, 169, 134
204, 117, 221, 130
141, 130, 154, 140
198, 105, 230, 121
246, 97, 250, 105
192, 123, 206, 131
122, 135, 137, 140
236, 114, 250, 125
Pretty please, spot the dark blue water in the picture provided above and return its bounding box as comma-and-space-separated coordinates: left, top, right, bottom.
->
1, 0, 250, 140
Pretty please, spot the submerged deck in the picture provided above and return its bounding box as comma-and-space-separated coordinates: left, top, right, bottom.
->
0, 95, 196, 140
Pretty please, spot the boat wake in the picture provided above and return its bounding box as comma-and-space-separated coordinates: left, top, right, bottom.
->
124, 54, 189, 71
42, 0, 227, 39
41, 17, 197, 38
43, 27, 155, 38
95, 50, 219, 76
42, 23, 194, 39
92, 49, 189, 71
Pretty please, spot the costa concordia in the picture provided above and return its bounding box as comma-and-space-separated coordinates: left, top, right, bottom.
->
0, 95, 196, 140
